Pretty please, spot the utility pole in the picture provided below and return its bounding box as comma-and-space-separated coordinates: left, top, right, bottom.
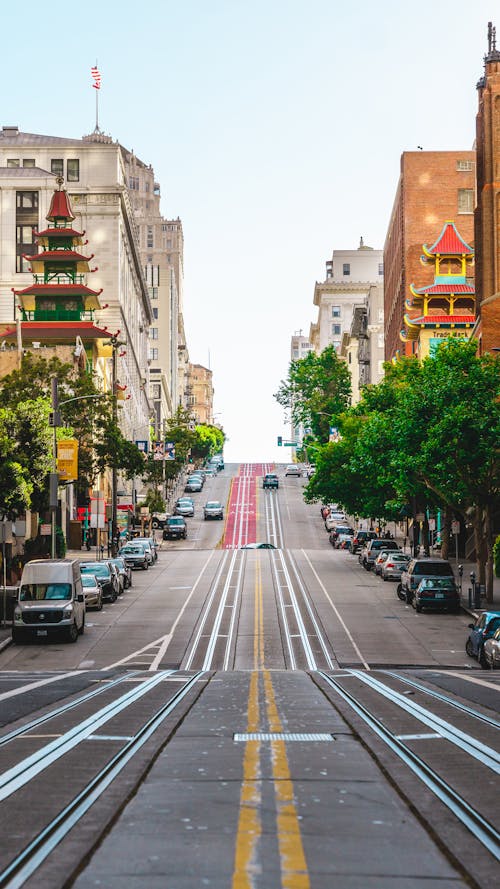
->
49, 377, 61, 559
104, 333, 126, 556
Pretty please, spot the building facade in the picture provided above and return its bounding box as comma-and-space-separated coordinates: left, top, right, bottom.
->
474, 23, 500, 354
0, 126, 153, 443
187, 362, 214, 425
340, 282, 385, 403
310, 241, 383, 354
384, 150, 476, 361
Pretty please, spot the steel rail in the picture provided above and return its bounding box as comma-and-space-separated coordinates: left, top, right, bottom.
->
222, 549, 245, 671
348, 670, 500, 774
183, 550, 230, 669
0, 671, 204, 889
0, 670, 173, 803
0, 672, 137, 750
270, 548, 297, 669
202, 549, 240, 670
317, 671, 500, 862
287, 550, 335, 670
383, 670, 500, 730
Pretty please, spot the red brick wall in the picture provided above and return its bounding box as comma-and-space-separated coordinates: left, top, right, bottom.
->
384, 151, 476, 361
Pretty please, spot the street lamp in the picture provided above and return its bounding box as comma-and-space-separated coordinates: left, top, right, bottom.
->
103, 333, 126, 556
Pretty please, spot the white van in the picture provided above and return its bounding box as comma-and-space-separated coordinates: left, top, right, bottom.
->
12, 559, 85, 644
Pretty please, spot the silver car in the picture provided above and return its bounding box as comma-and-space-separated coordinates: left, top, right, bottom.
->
81, 573, 103, 610
381, 552, 410, 581
175, 498, 195, 517
204, 500, 224, 520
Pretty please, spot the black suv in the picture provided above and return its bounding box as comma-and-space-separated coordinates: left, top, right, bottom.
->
263, 473, 279, 489
399, 557, 455, 604
80, 561, 118, 602
163, 516, 187, 540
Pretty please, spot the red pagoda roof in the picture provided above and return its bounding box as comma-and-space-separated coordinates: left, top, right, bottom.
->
47, 188, 75, 222
13, 284, 103, 298
34, 227, 85, 239
424, 222, 473, 256
408, 314, 475, 326
0, 321, 110, 341
412, 282, 475, 296
22, 250, 94, 263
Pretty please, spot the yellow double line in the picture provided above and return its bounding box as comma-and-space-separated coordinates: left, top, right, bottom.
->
232, 559, 310, 888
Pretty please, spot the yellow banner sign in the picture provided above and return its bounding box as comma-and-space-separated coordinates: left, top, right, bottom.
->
57, 439, 79, 481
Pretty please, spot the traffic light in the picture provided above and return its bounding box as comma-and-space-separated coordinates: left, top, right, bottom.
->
277, 436, 283, 446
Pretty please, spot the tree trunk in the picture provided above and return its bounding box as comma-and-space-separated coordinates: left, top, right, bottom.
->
484, 503, 494, 603
441, 506, 452, 561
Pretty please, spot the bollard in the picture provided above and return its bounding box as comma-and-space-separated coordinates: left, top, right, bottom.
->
468, 586, 472, 609
474, 582, 481, 609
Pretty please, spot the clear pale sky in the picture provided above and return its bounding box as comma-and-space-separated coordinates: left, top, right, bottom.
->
0, 1, 496, 461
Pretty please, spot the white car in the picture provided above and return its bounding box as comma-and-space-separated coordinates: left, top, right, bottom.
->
325, 512, 348, 531
285, 464, 301, 477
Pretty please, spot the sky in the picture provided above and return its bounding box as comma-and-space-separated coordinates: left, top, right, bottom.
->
0, 0, 497, 461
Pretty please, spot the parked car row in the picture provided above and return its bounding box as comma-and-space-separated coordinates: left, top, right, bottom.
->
11, 542, 158, 644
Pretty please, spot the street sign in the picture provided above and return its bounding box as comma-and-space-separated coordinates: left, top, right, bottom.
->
283, 442, 298, 446
428, 518, 436, 531
451, 520, 460, 535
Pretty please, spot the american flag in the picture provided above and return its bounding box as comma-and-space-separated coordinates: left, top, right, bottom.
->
91, 66, 101, 90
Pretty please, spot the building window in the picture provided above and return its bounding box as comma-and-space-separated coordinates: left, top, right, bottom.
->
7, 159, 20, 168
332, 305, 341, 318
149, 348, 159, 361
343, 263, 350, 276
293, 350, 299, 358
332, 340, 341, 352
332, 324, 341, 336
16, 191, 38, 273
23, 159, 35, 168
458, 189, 474, 213
149, 287, 158, 300
145, 182, 150, 192
150, 328, 158, 340
457, 160, 473, 171
51, 159, 64, 176
161, 224, 168, 232
152, 307, 158, 319
378, 262, 384, 275
129, 176, 139, 190
67, 159, 80, 181
348, 353, 352, 364
147, 227, 154, 248
152, 384, 161, 400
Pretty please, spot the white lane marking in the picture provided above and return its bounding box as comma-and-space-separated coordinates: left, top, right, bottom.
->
0, 670, 87, 703
301, 550, 370, 671
105, 551, 215, 671
149, 550, 217, 671
445, 670, 500, 689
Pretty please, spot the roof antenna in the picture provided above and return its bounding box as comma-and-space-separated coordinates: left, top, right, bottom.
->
360, 236, 364, 248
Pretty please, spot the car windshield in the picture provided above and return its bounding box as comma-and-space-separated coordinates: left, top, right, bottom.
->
81, 575, 97, 587
389, 554, 409, 561
121, 546, 144, 553
414, 562, 452, 575
420, 578, 455, 589
168, 518, 184, 525
206, 502, 221, 508
20, 583, 72, 601
81, 563, 110, 578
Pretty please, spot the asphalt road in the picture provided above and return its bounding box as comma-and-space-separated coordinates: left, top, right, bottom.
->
0, 463, 498, 888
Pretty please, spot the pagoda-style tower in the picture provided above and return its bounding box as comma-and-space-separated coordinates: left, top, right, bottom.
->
2, 178, 109, 366
400, 221, 475, 357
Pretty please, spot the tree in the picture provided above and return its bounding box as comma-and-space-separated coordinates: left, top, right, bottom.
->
274, 345, 352, 443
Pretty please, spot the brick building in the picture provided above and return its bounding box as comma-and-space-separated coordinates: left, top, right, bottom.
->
474, 22, 500, 354
384, 151, 475, 360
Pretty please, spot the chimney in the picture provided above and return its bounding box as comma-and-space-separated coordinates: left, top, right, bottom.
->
2, 126, 19, 136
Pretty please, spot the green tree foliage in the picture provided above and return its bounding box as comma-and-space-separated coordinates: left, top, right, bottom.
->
303, 340, 500, 599
191, 424, 225, 462
274, 345, 351, 443
0, 402, 47, 516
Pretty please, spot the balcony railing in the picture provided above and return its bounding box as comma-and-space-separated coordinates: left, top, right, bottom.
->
33, 274, 87, 285
21, 310, 95, 322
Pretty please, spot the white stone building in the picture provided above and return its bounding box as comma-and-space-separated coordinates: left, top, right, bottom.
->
310, 240, 384, 354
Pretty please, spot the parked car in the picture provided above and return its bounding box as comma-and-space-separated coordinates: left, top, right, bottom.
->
285, 464, 301, 477
465, 611, 500, 665
118, 543, 149, 570
381, 552, 410, 581
361, 539, 400, 570
374, 550, 392, 575
175, 498, 195, 517
325, 512, 348, 531
482, 627, 500, 669
399, 557, 455, 604
210, 455, 224, 470
81, 573, 103, 610
263, 473, 279, 489
202, 466, 217, 477
412, 577, 460, 613
12, 559, 85, 644
151, 513, 168, 530
335, 532, 355, 550
80, 561, 118, 602
351, 529, 378, 554
328, 526, 354, 546
103, 559, 125, 593
131, 538, 155, 564
110, 556, 132, 589
163, 516, 187, 540
185, 477, 203, 493
204, 500, 224, 520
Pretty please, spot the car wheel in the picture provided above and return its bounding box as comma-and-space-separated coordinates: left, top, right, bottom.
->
152, 520, 159, 529
405, 590, 413, 605
68, 622, 79, 643
396, 584, 405, 601
479, 648, 489, 670
465, 638, 474, 658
